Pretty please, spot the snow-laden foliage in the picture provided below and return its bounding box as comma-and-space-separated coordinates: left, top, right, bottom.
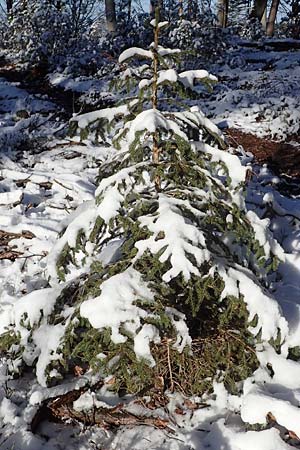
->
1, 0, 102, 68
0, 13, 288, 395
237, 16, 266, 40
3, 0, 73, 64
279, 1, 300, 39
165, 17, 230, 67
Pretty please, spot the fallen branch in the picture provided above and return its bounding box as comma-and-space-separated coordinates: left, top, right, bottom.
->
266, 412, 300, 448
53, 179, 73, 191
57, 151, 81, 160
31, 380, 104, 433
49, 401, 171, 431
31, 379, 171, 433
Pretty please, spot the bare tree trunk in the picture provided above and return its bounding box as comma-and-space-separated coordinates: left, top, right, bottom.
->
128, 0, 132, 22
105, 0, 117, 33
6, 0, 13, 13
253, 0, 267, 20
291, 0, 300, 39
217, 0, 228, 27
151, 7, 161, 191
261, 7, 267, 30
178, 0, 183, 18
266, 0, 280, 36
251, 0, 267, 28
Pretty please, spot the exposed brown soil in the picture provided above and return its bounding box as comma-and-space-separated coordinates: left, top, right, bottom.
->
226, 128, 300, 179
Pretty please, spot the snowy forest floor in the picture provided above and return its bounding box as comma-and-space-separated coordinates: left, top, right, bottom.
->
0, 40, 300, 449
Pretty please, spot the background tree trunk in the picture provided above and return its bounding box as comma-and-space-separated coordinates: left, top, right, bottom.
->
266, 0, 280, 36
178, 0, 183, 18
251, 0, 267, 29
261, 7, 267, 30
105, 0, 117, 33
6, 0, 13, 13
253, 0, 267, 20
127, 0, 132, 22
217, 0, 228, 27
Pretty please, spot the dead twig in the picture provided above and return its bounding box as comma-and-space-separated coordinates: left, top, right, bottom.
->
53, 179, 73, 191
166, 339, 174, 393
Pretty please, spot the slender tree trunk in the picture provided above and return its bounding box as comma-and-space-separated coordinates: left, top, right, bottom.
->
150, 0, 163, 18
6, 0, 13, 13
251, 0, 267, 28
151, 8, 160, 191
105, 0, 117, 33
178, 0, 183, 18
266, 0, 280, 36
253, 0, 267, 20
291, 0, 300, 39
261, 7, 267, 30
217, 0, 228, 27
128, 0, 132, 22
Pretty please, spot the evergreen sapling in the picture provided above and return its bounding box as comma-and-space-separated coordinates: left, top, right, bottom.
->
0, 11, 288, 395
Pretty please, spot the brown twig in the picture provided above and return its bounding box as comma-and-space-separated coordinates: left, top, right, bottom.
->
53, 179, 73, 190
166, 339, 174, 393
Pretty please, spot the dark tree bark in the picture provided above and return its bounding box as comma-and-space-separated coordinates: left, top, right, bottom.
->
266, 0, 280, 36
105, 0, 117, 33
290, 0, 300, 38
6, 0, 13, 13
127, 0, 132, 22
251, 0, 267, 29
253, 0, 267, 20
217, 0, 228, 27
178, 0, 183, 18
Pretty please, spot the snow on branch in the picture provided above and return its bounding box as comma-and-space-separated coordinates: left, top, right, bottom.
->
178, 70, 218, 90
193, 140, 247, 191
150, 19, 169, 29
157, 68, 178, 85
71, 103, 135, 130
135, 194, 211, 282
157, 46, 181, 57
216, 265, 288, 342
118, 47, 153, 64
80, 268, 154, 345
96, 164, 145, 223
125, 109, 188, 147
137, 68, 218, 98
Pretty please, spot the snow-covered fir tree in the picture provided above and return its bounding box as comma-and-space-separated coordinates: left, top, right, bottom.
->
0, 10, 287, 396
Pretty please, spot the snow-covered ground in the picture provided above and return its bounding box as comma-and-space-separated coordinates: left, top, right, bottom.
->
0, 43, 300, 450
207, 45, 300, 140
